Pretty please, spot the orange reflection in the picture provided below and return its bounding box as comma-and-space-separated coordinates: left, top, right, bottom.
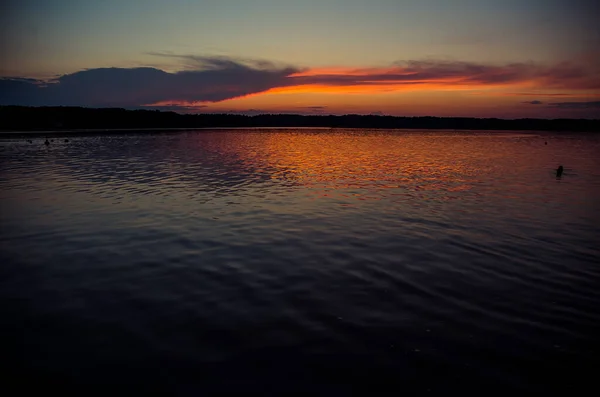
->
194, 131, 481, 203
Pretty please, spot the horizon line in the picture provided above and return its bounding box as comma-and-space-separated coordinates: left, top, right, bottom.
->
1, 105, 599, 121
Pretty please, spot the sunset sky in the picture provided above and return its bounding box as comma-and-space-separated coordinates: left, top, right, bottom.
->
1, 0, 599, 118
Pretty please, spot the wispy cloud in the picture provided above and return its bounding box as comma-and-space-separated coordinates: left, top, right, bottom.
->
297, 106, 328, 113
146, 52, 296, 73
303, 106, 327, 110
547, 101, 600, 109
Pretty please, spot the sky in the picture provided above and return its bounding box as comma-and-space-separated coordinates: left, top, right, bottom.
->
1, 0, 599, 118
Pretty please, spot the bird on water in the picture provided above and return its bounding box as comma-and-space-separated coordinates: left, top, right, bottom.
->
556, 165, 564, 177
44, 139, 50, 146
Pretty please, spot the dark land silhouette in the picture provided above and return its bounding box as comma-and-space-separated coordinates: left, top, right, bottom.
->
1, 106, 599, 132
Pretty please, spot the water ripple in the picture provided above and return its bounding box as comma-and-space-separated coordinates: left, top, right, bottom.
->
1, 129, 599, 394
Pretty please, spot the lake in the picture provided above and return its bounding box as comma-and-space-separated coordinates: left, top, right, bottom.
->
1, 129, 599, 395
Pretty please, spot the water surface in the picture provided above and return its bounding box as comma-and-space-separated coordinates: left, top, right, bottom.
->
1, 129, 599, 395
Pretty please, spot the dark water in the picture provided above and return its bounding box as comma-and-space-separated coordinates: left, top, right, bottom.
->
1, 130, 599, 395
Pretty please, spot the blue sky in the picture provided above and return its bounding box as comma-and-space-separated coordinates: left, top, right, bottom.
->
4, 0, 597, 76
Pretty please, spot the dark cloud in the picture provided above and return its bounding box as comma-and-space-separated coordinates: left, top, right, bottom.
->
547, 101, 600, 109
523, 100, 544, 105
0, 57, 299, 107
1, 77, 42, 83
0, 78, 48, 106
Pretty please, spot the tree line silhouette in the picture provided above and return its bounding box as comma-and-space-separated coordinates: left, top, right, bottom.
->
1, 106, 598, 132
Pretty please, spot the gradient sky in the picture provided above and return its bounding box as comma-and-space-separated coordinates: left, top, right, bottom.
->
2, 0, 599, 118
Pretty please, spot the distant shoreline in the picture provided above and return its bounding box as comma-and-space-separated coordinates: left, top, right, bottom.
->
0, 127, 340, 137
1, 106, 599, 133
0, 126, 335, 133
0, 127, 585, 139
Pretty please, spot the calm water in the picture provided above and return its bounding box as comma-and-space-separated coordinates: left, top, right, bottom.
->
1, 129, 599, 395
